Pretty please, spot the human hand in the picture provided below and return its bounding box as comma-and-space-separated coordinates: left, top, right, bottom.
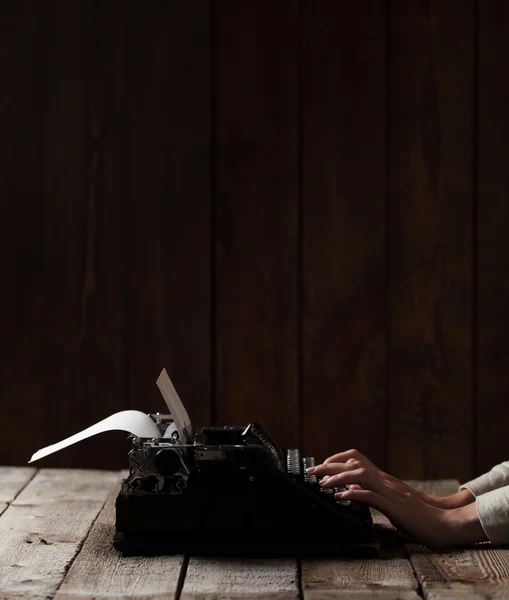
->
306, 449, 484, 547
315, 449, 473, 509
310, 448, 431, 504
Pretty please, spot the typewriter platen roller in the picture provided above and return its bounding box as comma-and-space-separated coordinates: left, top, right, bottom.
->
113, 417, 378, 557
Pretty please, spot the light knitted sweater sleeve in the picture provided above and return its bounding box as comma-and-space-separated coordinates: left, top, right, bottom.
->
471, 486, 509, 545
459, 461, 509, 496
459, 462, 509, 545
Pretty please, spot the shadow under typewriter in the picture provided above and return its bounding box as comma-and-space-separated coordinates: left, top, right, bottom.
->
114, 420, 378, 558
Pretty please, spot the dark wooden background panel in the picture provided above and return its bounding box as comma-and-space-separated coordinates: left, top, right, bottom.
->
0, 1, 45, 464
388, 0, 474, 480
214, 0, 299, 450
78, 0, 128, 468
301, 1, 387, 464
126, 0, 211, 428
477, 0, 509, 475
1, 1, 507, 478
42, 0, 90, 468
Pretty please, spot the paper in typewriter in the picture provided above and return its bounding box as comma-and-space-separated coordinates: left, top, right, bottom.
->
28, 368, 190, 463
156, 368, 193, 444
28, 410, 161, 463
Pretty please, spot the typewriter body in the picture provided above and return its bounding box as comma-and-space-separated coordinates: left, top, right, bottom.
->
114, 414, 377, 557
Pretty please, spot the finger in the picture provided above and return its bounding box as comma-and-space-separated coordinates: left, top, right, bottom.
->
324, 449, 361, 464
348, 484, 363, 490
308, 461, 359, 476
320, 468, 369, 489
334, 488, 390, 514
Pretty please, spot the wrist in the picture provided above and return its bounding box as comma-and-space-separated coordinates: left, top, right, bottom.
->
441, 502, 487, 546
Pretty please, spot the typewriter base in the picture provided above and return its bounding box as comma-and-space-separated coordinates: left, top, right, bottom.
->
113, 532, 379, 558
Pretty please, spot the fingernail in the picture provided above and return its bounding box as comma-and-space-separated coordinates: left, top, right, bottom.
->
306, 467, 316, 473
335, 492, 345, 498
322, 475, 329, 482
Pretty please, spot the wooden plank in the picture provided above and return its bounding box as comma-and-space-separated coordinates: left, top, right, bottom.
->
181, 557, 299, 600
301, 0, 386, 463
126, 0, 211, 428
78, 0, 129, 469
408, 545, 509, 600
477, 0, 509, 474
215, 0, 299, 449
0, 469, 120, 600
0, 468, 36, 516
0, 1, 46, 466
42, 0, 89, 469
302, 559, 419, 599
0, 467, 37, 504
301, 482, 427, 599
403, 481, 509, 599
388, 0, 474, 481
55, 490, 184, 600
304, 592, 417, 600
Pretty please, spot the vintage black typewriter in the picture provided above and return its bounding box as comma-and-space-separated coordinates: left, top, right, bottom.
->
113, 371, 377, 557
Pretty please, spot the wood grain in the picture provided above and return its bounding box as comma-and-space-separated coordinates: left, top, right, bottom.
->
0, 467, 35, 517
0, 0, 46, 467
181, 557, 299, 600
302, 559, 419, 599
388, 0, 475, 481
301, 0, 386, 464
41, 0, 90, 469
404, 481, 509, 600
0, 469, 120, 600
477, 0, 509, 474
409, 545, 509, 600
55, 489, 184, 600
126, 0, 211, 428
215, 0, 299, 449
2, 469, 507, 600
303, 593, 418, 600
299, 480, 459, 599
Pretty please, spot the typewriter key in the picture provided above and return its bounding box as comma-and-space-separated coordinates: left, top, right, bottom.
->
334, 486, 352, 507
303, 457, 318, 484
286, 449, 301, 475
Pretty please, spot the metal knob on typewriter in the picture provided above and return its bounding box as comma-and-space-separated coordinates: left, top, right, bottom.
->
286, 449, 301, 476
303, 457, 317, 484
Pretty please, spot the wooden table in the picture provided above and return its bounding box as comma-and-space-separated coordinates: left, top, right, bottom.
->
0, 468, 507, 599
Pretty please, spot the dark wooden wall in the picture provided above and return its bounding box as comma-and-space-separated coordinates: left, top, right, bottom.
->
1, 0, 508, 481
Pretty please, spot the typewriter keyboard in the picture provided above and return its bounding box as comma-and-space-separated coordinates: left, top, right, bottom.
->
286, 449, 352, 508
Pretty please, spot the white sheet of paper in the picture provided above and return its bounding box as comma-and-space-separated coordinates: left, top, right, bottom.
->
28, 410, 160, 463
156, 368, 193, 444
